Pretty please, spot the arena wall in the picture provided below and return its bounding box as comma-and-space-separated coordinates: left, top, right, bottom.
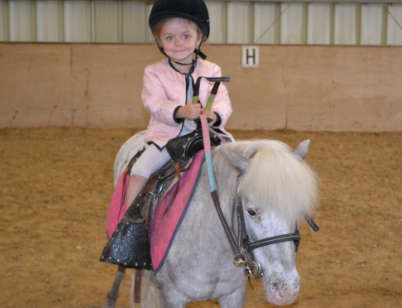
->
0, 43, 401, 131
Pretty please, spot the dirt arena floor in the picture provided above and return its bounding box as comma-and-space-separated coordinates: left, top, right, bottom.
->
0, 128, 401, 308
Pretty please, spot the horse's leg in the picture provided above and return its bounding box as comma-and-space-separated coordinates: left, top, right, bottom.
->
218, 286, 247, 308
103, 266, 126, 308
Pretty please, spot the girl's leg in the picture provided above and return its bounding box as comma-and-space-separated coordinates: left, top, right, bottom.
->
126, 144, 171, 208
126, 174, 148, 208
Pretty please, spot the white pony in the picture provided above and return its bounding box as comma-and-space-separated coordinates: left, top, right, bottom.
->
104, 132, 319, 308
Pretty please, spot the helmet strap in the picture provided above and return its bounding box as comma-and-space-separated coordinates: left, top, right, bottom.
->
194, 42, 207, 59
157, 40, 206, 75
195, 38, 207, 59
195, 49, 207, 59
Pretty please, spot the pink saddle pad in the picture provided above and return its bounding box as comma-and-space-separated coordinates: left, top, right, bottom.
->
106, 169, 129, 239
150, 151, 204, 271
106, 151, 205, 269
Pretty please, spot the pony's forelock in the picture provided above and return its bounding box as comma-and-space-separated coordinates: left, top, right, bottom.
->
231, 140, 319, 224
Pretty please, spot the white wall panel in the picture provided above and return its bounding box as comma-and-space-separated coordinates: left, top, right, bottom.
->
64, 0, 92, 42
281, 3, 304, 44
227, 2, 251, 44
361, 4, 383, 45
122, 0, 151, 43
307, 3, 331, 44
0, 1, 9, 41
0, 0, 401, 46
334, 3, 358, 45
254, 2, 278, 44
9, 0, 36, 41
206, 1, 226, 44
94, 0, 119, 42
387, 4, 402, 45
37, 0, 63, 42
144, 3, 153, 42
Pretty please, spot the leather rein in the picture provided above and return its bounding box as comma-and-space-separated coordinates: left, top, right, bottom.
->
197, 76, 319, 279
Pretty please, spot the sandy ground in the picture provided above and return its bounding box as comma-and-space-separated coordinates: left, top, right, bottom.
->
0, 128, 401, 308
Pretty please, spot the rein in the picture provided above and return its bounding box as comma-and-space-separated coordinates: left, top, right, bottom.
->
197, 77, 319, 279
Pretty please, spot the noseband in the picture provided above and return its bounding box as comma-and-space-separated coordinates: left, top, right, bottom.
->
212, 191, 319, 280
233, 196, 319, 279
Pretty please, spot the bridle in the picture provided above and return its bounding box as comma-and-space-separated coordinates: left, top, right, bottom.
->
202, 137, 319, 280
229, 194, 319, 279
209, 172, 319, 280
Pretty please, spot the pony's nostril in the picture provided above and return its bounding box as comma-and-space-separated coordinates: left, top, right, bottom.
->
271, 281, 284, 292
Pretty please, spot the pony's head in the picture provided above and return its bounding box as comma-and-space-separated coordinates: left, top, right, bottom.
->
217, 139, 319, 306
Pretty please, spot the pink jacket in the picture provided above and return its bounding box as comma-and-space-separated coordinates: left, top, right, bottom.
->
142, 58, 232, 147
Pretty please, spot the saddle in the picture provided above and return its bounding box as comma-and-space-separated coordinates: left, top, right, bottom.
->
100, 127, 226, 269
165, 124, 222, 168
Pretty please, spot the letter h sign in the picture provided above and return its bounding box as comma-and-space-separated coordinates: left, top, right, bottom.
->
242, 46, 259, 68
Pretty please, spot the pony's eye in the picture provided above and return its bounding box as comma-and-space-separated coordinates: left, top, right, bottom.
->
247, 209, 257, 216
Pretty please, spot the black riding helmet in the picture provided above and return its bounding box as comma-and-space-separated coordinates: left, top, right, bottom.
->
149, 0, 210, 61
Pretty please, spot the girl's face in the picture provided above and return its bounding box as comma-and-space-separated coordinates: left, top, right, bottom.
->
158, 18, 201, 63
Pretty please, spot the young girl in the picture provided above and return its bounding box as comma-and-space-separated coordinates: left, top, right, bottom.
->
125, 0, 233, 212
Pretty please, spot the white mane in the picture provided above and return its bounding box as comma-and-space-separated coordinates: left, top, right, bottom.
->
218, 140, 319, 224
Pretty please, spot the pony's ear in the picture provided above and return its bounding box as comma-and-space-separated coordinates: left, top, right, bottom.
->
220, 148, 250, 174
293, 139, 310, 160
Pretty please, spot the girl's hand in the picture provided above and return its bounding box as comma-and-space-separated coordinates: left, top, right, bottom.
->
177, 104, 202, 120
202, 109, 217, 127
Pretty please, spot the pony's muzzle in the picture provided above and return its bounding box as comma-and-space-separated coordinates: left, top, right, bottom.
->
265, 276, 300, 306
